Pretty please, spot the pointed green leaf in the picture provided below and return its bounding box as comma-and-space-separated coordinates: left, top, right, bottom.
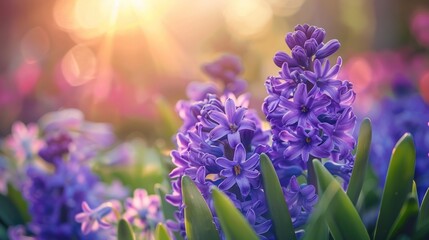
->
260, 153, 296, 240
0, 193, 24, 226
303, 182, 339, 240
386, 194, 419, 240
417, 188, 429, 228
374, 133, 416, 240
155, 184, 183, 240
347, 118, 372, 205
313, 160, 370, 240
118, 219, 135, 240
212, 188, 259, 240
182, 176, 219, 240
155, 223, 172, 240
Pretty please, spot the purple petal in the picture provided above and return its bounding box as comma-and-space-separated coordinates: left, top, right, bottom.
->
243, 170, 260, 178
236, 176, 251, 196
233, 143, 246, 164
209, 126, 229, 141
228, 131, 241, 147
225, 98, 236, 123
216, 157, 236, 168
209, 111, 229, 126
219, 177, 236, 191
242, 153, 259, 169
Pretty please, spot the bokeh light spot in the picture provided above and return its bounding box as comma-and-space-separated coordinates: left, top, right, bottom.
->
61, 45, 97, 86
223, 0, 273, 39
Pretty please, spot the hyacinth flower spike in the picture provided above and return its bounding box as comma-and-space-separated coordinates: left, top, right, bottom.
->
75, 201, 113, 235
216, 143, 260, 196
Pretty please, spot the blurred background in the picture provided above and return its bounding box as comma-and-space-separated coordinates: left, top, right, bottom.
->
0, 0, 428, 141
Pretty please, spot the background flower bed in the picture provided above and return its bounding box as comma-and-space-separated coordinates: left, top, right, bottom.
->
0, 0, 429, 240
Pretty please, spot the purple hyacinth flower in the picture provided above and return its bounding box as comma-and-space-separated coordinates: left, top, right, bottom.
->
280, 127, 332, 162
283, 176, 317, 221
216, 143, 260, 196
279, 83, 329, 127
302, 58, 342, 98
208, 98, 256, 147
75, 201, 113, 235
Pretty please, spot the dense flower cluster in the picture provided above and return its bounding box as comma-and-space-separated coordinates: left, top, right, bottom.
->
167, 55, 272, 238
1, 109, 128, 239
263, 24, 356, 224
368, 94, 429, 201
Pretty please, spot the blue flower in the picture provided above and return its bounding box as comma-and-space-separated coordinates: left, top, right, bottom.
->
216, 143, 260, 196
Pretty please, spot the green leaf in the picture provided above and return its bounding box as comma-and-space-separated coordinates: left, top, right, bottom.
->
212, 188, 259, 240
417, 188, 429, 229
182, 176, 219, 240
303, 181, 338, 240
155, 184, 183, 240
155, 223, 172, 240
347, 118, 372, 206
374, 133, 416, 240
260, 153, 296, 240
7, 184, 31, 222
313, 160, 370, 240
0, 193, 24, 226
387, 194, 419, 240
413, 219, 429, 240
118, 219, 135, 240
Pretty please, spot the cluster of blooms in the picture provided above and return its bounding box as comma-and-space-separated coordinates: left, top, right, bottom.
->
367, 93, 429, 201
0, 109, 130, 239
263, 25, 357, 226
75, 188, 164, 239
167, 54, 273, 239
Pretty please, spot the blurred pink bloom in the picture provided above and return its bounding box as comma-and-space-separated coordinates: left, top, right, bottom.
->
124, 189, 162, 231
6, 122, 43, 164
411, 9, 429, 48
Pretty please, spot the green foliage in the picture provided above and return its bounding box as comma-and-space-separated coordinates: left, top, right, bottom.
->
118, 219, 136, 240
260, 153, 296, 240
155, 223, 172, 240
417, 188, 429, 229
181, 175, 219, 240
347, 118, 372, 206
212, 188, 259, 240
374, 133, 416, 240
387, 194, 419, 240
0, 193, 25, 227
313, 159, 370, 240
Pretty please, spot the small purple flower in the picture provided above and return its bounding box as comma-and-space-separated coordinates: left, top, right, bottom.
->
75, 201, 113, 235
279, 83, 330, 126
5, 121, 43, 164
280, 127, 332, 163
315, 39, 341, 59
283, 176, 317, 227
302, 58, 342, 98
216, 143, 260, 196
124, 189, 163, 232
208, 98, 256, 147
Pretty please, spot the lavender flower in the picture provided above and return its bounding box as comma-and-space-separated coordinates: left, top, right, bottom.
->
216, 143, 260, 196
283, 176, 317, 227
209, 98, 256, 147
75, 201, 114, 235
